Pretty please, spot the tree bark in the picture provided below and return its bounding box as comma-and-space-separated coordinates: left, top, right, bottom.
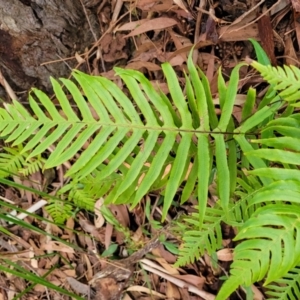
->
0, 0, 99, 96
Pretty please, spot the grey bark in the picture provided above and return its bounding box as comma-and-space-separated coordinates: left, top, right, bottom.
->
0, 0, 99, 95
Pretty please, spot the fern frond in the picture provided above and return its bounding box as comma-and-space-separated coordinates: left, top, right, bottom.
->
175, 183, 264, 267
265, 265, 300, 300
249, 60, 300, 102
0, 146, 26, 177
175, 207, 225, 266
217, 204, 300, 299
19, 155, 45, 177
46, 199, 73, 224
0, 53, 229, 221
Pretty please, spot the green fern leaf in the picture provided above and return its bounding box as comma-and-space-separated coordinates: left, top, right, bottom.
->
46, 199, 73, 224
0, 53, 228, 221
175, 207, 225, 266
249, 60, 300, 102
265, 266, 300, 300
217, 204, 300, 299
0, 146, 26, 177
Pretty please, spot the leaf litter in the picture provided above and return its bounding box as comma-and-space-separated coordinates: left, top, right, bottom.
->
0, 0, 296, 299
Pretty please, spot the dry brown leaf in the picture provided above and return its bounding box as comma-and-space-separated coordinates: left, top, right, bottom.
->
125, 61, 161, 71
66, 277, 91, 296
173, 0, 189, 14
126, 286, 166, 298
83, 253, 93, 280
168, 54, 186, 66
135, 0, 158, 10
75, 52, 85, 64
78, 215, 104, 242
173, 274, 205, 289
232, 106, 243, 123
94, 198, 105, 229
109, 204, 130, 227
251, 284, 265, 300
124, 17, 178, 38
41, 241, 74, 253
218, 24, 260, 41
105, 222, 114, 250
117, 20, 148, 31
257, 14, 276, 65
149, 0, 175, 13
156, 244, 177, 264
152, 248, 179, 275
166, 281, 181, 299
169, 40, 214, 59
131, 226, 143, 243
216, 248, 233, 261
271, 0, 290, 15
284, 35, 299, 66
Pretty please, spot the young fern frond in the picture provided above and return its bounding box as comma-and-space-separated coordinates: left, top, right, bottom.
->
174, 207, 225, 266
217, 204, 300, 300
46, 199, 73, 224
0, 146, 26, 177
0, 145, 44, 178
18, 155, 45, 177
265, 265, 300, 300
248, 59, 300, 102
175, 178, 265, 268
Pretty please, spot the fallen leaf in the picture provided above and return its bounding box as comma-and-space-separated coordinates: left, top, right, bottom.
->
216, 248, 233, 261
124, 17, 178, 38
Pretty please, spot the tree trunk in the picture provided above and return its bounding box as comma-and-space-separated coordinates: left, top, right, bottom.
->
0, 0, 99, 96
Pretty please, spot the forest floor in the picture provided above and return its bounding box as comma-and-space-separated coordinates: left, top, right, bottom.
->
1, 0, 299, 299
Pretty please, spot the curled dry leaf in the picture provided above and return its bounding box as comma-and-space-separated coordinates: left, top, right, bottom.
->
124, 17, 178, 38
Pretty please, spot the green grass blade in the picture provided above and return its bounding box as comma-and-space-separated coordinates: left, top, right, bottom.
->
249, 38, 271, 65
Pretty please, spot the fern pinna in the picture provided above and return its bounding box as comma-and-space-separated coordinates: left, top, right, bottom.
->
2, 49, 300, 299
0, 53, 243, 224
